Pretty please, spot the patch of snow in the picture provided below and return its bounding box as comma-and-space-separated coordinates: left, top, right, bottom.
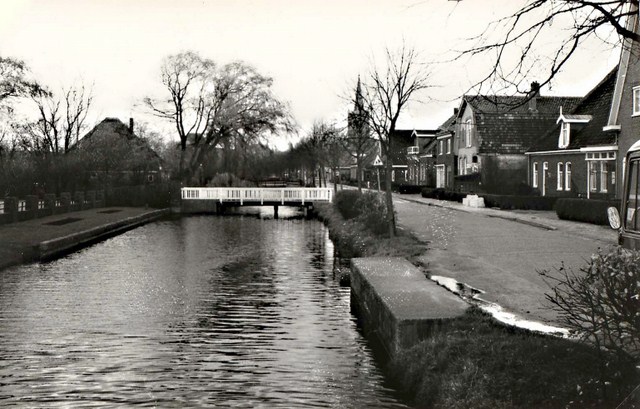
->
430, 275, 461, 294
479, 301, 570, 337
428, 274, 570, 337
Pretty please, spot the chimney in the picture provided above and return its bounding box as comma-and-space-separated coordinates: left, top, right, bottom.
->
129, 118, 134, 133
454, 107, 459, 116
528, 82, 540, 112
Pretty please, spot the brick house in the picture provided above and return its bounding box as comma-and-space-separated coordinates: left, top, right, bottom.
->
405, 129, 438, 185
454, 87, 581, 194
435, 111, 457, 188
526, 69, 618, 199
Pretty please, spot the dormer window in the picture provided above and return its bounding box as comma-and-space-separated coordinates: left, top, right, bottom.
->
559, 122, 570, 148
556, 110, 591, 149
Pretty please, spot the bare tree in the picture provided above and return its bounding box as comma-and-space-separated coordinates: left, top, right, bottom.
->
144, 51, 216, 180
18, 83, 93, 154
146, 52, 292, 183
360, 45, 431, 236
186, 60, 292, 180
459, 0, 639, 95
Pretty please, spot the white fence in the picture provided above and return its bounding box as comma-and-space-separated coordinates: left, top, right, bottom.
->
181, 187, 333, 205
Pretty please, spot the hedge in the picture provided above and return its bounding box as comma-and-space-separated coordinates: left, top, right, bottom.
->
555, 198, 620, 225
421, 187, 465, 202
398, 184, 426, 194
481, 194, 558, 211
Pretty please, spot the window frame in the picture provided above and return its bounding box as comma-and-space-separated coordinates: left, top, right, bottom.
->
557, 162, 564, 191
600, 162, 608, 193
559, 122, 570, 148
633, 86, 640, 116
565, 162, 571, 191
532, 162, 538, 188
589, 161, 598, 192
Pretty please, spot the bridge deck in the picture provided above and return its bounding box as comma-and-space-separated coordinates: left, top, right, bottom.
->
181, 187, 333, 205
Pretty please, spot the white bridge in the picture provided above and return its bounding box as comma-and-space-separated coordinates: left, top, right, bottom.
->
181, 187, 333, 205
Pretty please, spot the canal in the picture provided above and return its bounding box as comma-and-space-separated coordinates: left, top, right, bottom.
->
0, 209, 407, 407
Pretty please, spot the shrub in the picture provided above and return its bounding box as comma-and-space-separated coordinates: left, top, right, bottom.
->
555, 198, 619, 225
421, 188, 465, 202
334, 190, 362, 220
398, 184, 424, 194
482, 194, 558, 210
354, 192, 389, 235
540, 247, 640, 398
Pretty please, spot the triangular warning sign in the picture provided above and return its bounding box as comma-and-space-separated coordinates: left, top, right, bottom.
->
373, 155, 383, 166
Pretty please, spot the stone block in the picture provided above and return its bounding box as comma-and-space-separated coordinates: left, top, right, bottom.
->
350, 257, 468, 357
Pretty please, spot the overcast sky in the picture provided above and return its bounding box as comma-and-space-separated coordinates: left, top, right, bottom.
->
0, 0, 623, 150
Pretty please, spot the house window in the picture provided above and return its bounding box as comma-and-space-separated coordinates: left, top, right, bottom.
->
634, 86, 640, 116
565, 162, 571, 191
532, 162, 538, 188
439, 140, 443, 155
559, 122, 570, 148
557, 162, 564, 190
600, 162, 608, 193
459, 157, 467, 175
589, 162, 598, 192
446, 138, 451, 154
465, 119, 472, 147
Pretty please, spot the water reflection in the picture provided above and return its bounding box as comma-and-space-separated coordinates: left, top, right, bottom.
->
0, 212, 406, 408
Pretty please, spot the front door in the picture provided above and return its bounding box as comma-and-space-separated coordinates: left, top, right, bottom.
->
436, 165, 445, 188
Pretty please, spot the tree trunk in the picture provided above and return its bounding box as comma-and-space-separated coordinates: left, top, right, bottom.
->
356, 156, 362, 193
384, 158, 396, 237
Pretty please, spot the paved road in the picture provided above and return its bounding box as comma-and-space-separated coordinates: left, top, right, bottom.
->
393, 196, 617, 327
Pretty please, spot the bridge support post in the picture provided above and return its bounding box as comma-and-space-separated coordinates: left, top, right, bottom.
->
273, 205, 279, 219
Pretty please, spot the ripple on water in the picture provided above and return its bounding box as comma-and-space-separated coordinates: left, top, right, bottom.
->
0, 215, 407, 408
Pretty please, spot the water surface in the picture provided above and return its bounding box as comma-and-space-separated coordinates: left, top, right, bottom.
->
0, 209, 406, 407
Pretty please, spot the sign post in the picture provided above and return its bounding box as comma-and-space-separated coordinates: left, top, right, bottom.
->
373, 155, 383, 192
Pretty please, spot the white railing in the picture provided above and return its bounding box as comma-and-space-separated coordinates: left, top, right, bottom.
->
181, 187, 333, 205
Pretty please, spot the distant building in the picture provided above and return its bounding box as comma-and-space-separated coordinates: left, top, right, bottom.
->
72, 117, 163, 188
526, 69, 618, 199
454, 85, 581, 194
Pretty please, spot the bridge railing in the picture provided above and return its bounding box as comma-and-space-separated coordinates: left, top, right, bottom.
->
181, 187, 333, 205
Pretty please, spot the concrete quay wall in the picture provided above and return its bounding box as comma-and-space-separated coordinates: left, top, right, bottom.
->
350, 257, 468, 357
37, 209, 170, 261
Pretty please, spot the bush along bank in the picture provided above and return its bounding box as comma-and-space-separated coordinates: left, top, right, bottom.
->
315, 190, 639, 408
313, 190, 424, 259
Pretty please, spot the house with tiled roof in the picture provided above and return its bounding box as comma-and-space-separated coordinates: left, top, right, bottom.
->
72, 117, 163, 188
526, 69, 618, 199
454, 84, 582, 194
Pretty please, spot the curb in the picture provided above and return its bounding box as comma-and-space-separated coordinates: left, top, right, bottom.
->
36, 209, 170, 261
398, 196, 558, 231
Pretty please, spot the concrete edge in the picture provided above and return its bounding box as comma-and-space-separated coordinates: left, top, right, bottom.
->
36, 208, 170, 261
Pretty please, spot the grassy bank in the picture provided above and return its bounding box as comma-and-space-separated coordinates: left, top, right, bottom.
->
391, 307, 638, 409
315, 190, 639, 408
